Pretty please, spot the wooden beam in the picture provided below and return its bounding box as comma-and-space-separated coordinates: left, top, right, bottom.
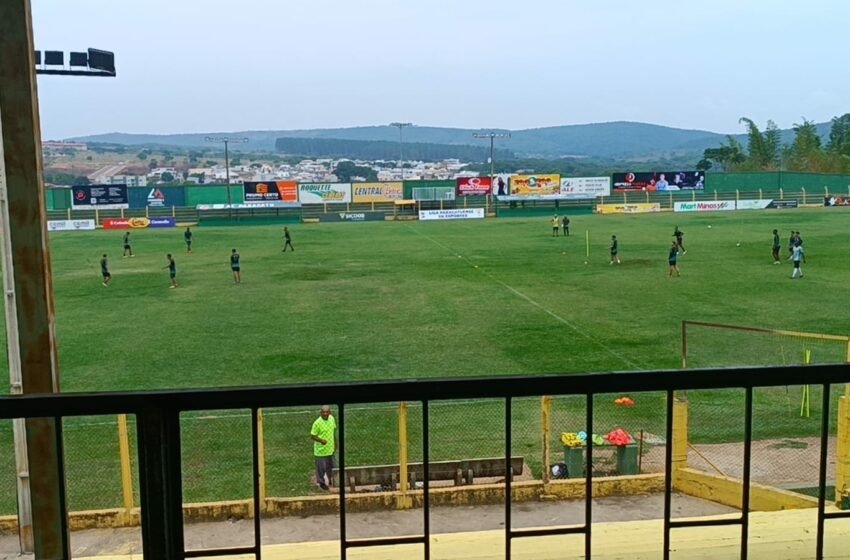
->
0, 0, 69, 557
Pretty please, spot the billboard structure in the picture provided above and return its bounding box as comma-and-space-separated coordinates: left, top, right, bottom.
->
560, 177, 611, 199
506, 174, 561, 198
456, 177, 492, 196
244, 181, 298, 205
71, 184, 128, 209
351, 182, 403, 203
613, 171, 705, 192
298, 183, 352, 204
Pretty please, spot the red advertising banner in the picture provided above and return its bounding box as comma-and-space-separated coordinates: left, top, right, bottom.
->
244, 181, 298, 203
456, 177, 492, 196
102, 217, 155, 229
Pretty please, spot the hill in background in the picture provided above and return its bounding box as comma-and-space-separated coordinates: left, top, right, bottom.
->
71, 120, 834, 161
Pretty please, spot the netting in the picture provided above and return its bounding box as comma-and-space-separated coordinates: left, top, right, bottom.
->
0, 420, 15, 516
682, 321, 848, 491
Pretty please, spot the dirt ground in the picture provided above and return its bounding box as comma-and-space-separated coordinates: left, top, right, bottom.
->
0, 493, 736, 559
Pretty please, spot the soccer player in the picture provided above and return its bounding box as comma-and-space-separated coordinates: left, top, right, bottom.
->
562, 215, 570, 237
796, 231, 806, 263
673, 226, 686, 254
184, 227, 193, 253
163, 254, 177, 288
100, 254, 111, 287
668, 241, 680, 277
610, 235, 621, 265
791, 244, 803, 279
231, 249, 241, 284
787, 230, 796, 259
283, 227, 295, 252
551, 215, 559, 237
772, 229, 781, 264
122, 231, 134, 257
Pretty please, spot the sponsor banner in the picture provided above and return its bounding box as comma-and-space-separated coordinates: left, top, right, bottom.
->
613, 171, 705, 192
321, 211, 386, 223
298, 183, 352, 204
509, 174, 561, 198
736, 199, 773, 210
129, 187, 186, 209
244, 181, 298, 204
456, 177, 492, 196
492, 173, 513, 197
560, 176, 611, 199
47, 219, 96, 231
72, 184, 129, 209
825, 196, 850, 207
102, 217, 156, 229
770, 199, 798, 209
351, 182, 403, 203
597, 203, 661, 215
674, 201, 735, 212
418, 208, 485, 221
149, 217, 177, 228
196, 202, 301, 210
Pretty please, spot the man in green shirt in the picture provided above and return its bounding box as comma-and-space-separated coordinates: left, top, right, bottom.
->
310, 405, 336, 490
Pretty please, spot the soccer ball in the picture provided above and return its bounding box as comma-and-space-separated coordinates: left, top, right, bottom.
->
736, 242, 741, 247
708, 225, 712, 229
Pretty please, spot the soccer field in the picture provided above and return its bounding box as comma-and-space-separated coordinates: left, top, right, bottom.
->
1, 208, 848, 513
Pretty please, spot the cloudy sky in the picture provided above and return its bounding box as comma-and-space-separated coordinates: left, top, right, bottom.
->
32, 0, 849, 139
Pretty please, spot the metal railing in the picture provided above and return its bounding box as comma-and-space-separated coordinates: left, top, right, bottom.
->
2, 363, 850, 560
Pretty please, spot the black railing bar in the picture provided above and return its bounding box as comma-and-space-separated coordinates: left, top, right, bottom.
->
422, 400, 430, 560
510, 526, 587, 538
816, 384, 831, 560
585, 392, 593, 560
505, 396, 512, 560
663, 390, 674, 560
184, 546, 257, 558
670, 517, 742, 529
824, 511, 850, 519
55, 416, 70, 557
339, 403, 347, 560
251, 407, 262, 560
3, 365, 849, 419
345, 535, 426, 548
741, 387, 753, 560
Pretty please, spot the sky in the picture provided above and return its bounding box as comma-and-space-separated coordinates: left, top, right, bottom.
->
32, 0, 850, 140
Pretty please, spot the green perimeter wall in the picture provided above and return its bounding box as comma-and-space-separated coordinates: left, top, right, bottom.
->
706, 172, 850, 193
185, 185, 244, 205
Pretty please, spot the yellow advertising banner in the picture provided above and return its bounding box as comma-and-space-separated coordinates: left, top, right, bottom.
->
509, 174, 561, 197
596, 203, 662, 215
352, 182, 404, 203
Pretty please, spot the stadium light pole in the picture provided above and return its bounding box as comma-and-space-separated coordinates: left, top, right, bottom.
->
390, 122, 412, 180
205, 136, 249, 210
474, 132, 511, 205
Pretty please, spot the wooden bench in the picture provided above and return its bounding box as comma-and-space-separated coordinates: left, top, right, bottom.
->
332, 456, 524, 492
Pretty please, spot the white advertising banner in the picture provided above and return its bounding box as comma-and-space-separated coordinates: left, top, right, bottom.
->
736, 199, 773, 210
560, 177, 611, 198
674, 201, 735, 213
297, 183, 352, 204
418, 208, 485, 221
47, 219, 96, 231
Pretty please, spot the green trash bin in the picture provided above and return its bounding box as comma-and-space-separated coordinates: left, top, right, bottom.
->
563, 446, 585, 479
616, 444, 639, 475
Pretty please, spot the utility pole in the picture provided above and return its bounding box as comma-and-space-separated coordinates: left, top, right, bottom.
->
390, 123, 412, 180
473, 132, 511, 201
205, 136, 249, 214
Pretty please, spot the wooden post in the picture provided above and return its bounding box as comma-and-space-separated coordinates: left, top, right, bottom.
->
120, 208, 125, 219
171, 205, 176, 218
836, 396, 850, 508
396, 402, 412, 508
541, 396, 552, 485
0, 1, 69, 556
66, 208, 70, 220
117, 414, 134, 519
145, 206, 149, 218
256, 409, 267, 512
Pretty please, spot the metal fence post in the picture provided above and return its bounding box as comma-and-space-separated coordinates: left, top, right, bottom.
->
802, 188, 806, 205
541, 396, 552, 485
836, 396, 850, 508
117, 414, 135, 522
256, 408, 267, 512
671, 398, 689, 484
396, 401, 412, 509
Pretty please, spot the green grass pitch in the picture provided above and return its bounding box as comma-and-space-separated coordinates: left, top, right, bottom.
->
1, 208, 848, 512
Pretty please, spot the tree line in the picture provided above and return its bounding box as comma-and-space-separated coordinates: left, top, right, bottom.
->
274, 137, 514, 163
699, 114, 850, 173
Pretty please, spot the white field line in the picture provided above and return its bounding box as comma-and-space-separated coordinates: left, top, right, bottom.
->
405, 224, 643, 371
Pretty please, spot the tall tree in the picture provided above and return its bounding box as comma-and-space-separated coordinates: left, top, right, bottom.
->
827, 113, 850, 156
702, 136, 746, 172
739, 118, 780, 170
786, 119, 823, 171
